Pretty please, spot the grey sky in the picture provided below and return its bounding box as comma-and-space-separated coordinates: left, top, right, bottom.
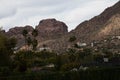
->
0, 0, 119, 31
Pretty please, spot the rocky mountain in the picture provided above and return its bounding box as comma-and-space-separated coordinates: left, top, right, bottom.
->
37, 1, 120, 53
6, 19, 68, 47
36, 18, 68, 42
6, 25, 34, 46
70, 1, 120, 42
3, 1, 120, 53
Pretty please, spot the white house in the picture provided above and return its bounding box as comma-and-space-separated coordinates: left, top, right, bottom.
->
77, 42, 87, 47
103, 58, 109, 62
91, 42, 94, 47
116, 36, 120, 39
38, 47, 51, 51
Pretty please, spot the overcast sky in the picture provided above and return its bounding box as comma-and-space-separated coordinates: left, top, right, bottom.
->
0, 0, 119, 31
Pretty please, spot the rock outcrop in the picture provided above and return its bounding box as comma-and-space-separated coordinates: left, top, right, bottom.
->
36, 18, 68, 41
7, 25, 33, 36
37, 1, 120, 53
6, 25, 34, 46
6, 19, 68, 47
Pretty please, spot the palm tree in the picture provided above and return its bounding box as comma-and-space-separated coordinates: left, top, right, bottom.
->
22, 29, 28, 43
32, 29, 38, 38
32, 39, 38, 50
69, 36, 76, 42
26, 37, 32, 50
26, 37, 32, 46
32, 29, 38, 51
22, 29, 28, 50
22, 29, 28, 37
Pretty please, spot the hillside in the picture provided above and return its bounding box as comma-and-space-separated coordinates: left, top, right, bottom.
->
5, 19, 68, 47
38, 1, 120, 53
3, 1, 120, 53
70, 1, 120, 42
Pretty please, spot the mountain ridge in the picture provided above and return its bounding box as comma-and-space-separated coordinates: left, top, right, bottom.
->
40, 1, 120, 53
2, 1, 120, 53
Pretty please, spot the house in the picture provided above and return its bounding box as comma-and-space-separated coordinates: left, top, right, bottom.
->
91, 42, 94, 47
112, 35, 120, 39
77, 42, 87, 47
38, 47, 51, 51
103, 58, 109, 62
116, 36, 120, 39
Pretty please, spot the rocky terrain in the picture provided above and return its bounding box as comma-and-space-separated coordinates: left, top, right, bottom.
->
5, 19, 68, 48
3, 1, 120, 53
6, 25, 34, 46
36, 18, 68, 42
70, 1, 120, 42
39, 1, 120, 53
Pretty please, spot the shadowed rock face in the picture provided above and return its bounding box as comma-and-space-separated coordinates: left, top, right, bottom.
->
36, 18, 68, 41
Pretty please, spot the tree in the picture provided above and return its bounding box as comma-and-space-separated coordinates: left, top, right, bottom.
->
67, 48, 76, 54
69, 36, 76, 42
102, 48, 113, 57
26, 37, 32, 46
83, 48, 92, 56
22, 29, 28, 49
32, 29, 38, 37
22, 29, 38, 51
32, 39, 38, 50
0, 34, 9, 66
69, 54, 76, 62
0, 34, 16, 67
5, 37, 17, 55
54, 55, 62, 71
32, 29, 38, 51
93, 54, 104, 63
22, 29, 28, 46
22, 29, 28, 37
67, 48, 76, 62
13, 51, 35, 72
